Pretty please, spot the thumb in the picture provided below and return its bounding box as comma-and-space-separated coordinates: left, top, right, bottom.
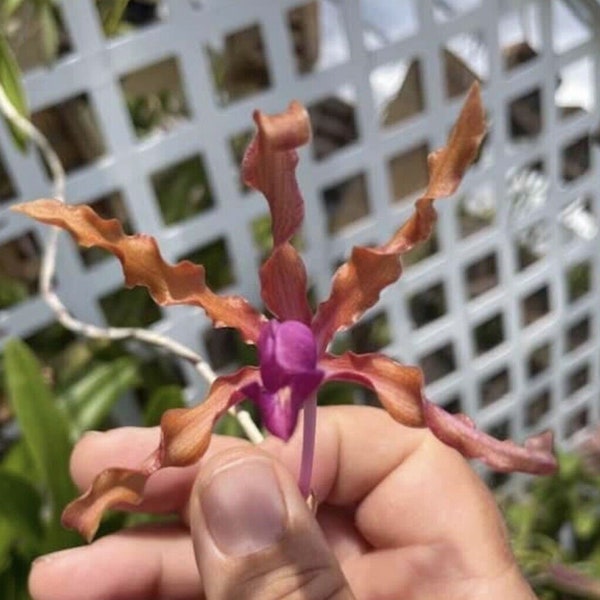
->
189, 446, 354, 600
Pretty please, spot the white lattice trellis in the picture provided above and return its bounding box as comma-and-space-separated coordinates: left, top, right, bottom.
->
1, 0, 599, 452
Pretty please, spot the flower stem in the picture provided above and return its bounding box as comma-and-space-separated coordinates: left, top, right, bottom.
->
298, 394, 317, 498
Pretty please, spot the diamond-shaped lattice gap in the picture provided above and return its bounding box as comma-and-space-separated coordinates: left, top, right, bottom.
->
479, 367, 510, 408
229, 129, 253, 193
465, 252, 498, 299
443, 30, 488, 99
349, 311, 391, 353
527, 341, 551, 379
0, 231, 41, 309
308, 90, 358, 161
0, 150, 15, 204
508, 88, 542, 143
566, 315, 591, 353
371, 58, 424, 128
322, 172, 370, 234
7, 3, 72, 71
566, 260, 591, 304
566, 363, 590, 397
557, 56, 595, 119
151, 154, 214, 226
360, 0, 418, 50
565, 407, 589, 439
99, 286, 162, 328
456, 183, 496, 238
120, 56, 189, 139
419, 341, 456, 383
96, 0, 165, 37
408, 281, 447, 329
522, 285, 550, 326
388, 143, 429, 203
178, 237, 235, 291
525, 389, 551, 427
562, 136, 590, 183
499, 5, 541, 71
32, 93, 106, 173
473, 313, 504, 356
205, 24, 271, 106
287, 1, 349, 74
203, 326, 245, 371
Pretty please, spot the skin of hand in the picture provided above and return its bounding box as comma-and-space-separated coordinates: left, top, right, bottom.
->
28, 406, 537, 600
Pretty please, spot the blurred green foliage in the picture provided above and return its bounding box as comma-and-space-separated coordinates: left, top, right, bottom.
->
505, 452, 600, 598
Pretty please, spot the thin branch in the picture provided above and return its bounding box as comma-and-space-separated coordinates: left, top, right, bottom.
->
0, 83, 264, 444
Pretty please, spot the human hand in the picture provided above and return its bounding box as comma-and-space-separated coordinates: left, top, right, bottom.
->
29, 406, 536, 599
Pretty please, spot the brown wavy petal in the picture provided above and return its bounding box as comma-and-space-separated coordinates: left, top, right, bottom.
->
424, 401, 558, 475
12, 199, 265, 343
242, 101, 311, 246
260, 243, 312, 324
61, 367, 259, 541
319, 352, 426, 427
312, 84, 485, 351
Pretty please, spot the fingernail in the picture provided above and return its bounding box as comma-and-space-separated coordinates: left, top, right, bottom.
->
200, 458, 287, 557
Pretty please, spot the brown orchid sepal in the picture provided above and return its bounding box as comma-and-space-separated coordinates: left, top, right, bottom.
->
62, 367, 260, 541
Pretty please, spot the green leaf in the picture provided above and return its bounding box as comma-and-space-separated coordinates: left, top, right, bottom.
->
60, 357, 139, 434
3, 339, 75, 519
38, 3, 60, 65
2, 0, 26, 19
0, 470, 43, 544
1, 441, 36, 486
97, 0, 131, 36
144, 385, 185, 427
0, 32, 29, 151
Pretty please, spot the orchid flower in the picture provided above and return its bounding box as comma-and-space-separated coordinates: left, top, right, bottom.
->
13, 83, 557, 542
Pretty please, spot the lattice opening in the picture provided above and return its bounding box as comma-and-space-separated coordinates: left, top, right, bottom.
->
360, 0, 418, 49
443, 31, 488, 99
288, 1, 349, 74
562, 136, 591, 183
0, 232, 41, 309
552, 0, 593, 54
97, 0, 166, 36
388, 143, 429, 203
486, 418, 510, 441
457, 183, 495, 238
465, 252, 498, 299
205, 23, 271, 106
80, 192, 132, 266
525, 389, 551, 427
408, 282, 447, 328
508, 88, 542, 143
402, 230, 439, 267
179, 237, 235, 291
151, 154, 214, 225
479, 367, 510, 408
251, 214, 305, 262
32, 93, 106, 173
308, 91, 358, 160
322, 172, 370, 234
0, 152, 15, 204
566, 315, 591, 352
560, 197, 596, 247
515, 221, 549, 271
522, 285, 551, 326
566, 363, 590, 397
527, 341, 551, 379
203, 327, 245, 371
419, 341, 456, 383
23, 322, 76, 368
7, 3, 72, 71
499, 6, 540, 71
442, 396, 462, 414
473, 313, 504, 355
99, 286, 162, 328
565, 407, 589, 439
120, 56, 189, 138
557, 56, 595, 119
229, 129, 253, 193
349, 311, 391, 353
566, 260, 591, 303
371, 59, 424, 128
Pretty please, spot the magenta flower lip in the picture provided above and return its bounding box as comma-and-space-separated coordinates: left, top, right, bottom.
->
12, 84, 558, 542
